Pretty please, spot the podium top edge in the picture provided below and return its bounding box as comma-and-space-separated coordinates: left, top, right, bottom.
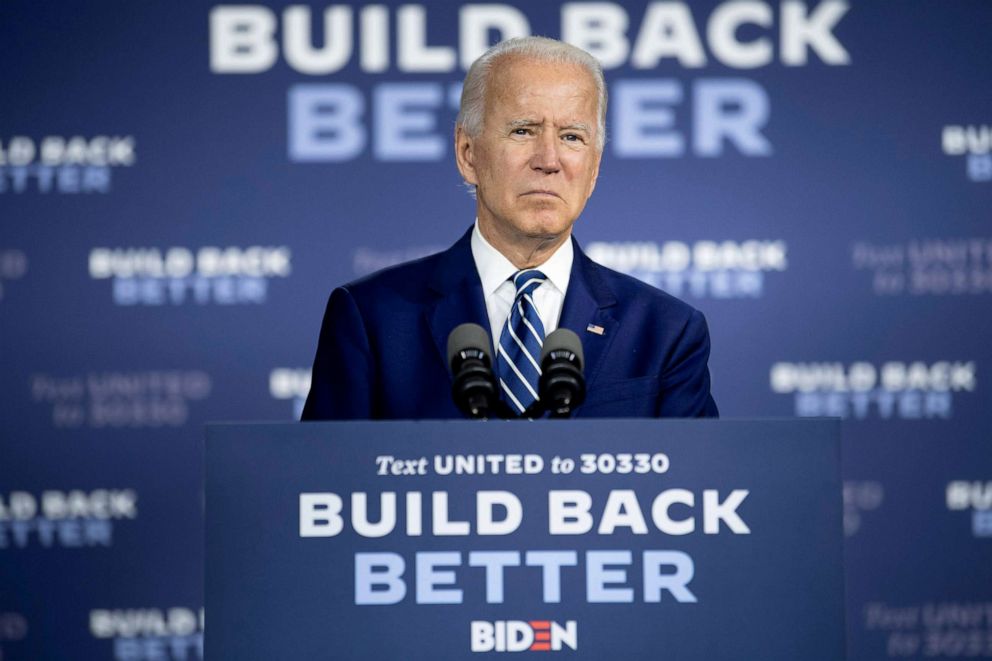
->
205, 417, 841, 428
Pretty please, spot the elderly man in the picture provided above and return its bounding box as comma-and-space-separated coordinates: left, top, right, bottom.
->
302, 36, 718, 420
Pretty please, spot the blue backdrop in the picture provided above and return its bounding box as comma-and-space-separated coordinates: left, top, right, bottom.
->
1, 1, 990, 659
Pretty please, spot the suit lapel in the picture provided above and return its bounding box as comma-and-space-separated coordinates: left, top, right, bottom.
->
426, 228, 490, 378
558, 237, 618, 387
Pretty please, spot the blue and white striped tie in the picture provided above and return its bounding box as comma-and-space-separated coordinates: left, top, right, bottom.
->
496, 269, 547, 414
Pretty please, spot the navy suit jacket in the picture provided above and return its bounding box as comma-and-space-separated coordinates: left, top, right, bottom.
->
302, 228, 718, 419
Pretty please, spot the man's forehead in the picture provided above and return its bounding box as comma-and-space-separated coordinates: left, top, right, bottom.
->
490, 101, 598, 133
489, 55, 596, 91
486, 58, 598, 115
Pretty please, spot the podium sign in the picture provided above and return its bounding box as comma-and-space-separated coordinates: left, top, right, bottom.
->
205, 420, 842, 660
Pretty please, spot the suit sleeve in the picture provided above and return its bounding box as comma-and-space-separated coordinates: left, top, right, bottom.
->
657, 309, 719, 418
301, 286, 375, 420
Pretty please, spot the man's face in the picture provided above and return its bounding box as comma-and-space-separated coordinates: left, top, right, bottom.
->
456, 57, 602, 249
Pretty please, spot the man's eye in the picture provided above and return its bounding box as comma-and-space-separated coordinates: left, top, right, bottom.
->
562, 133, 583, 142
513, 128, 531, 136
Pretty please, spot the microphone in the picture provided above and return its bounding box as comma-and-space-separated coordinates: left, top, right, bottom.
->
538, 328, 586, 418
447, 323, 499, 419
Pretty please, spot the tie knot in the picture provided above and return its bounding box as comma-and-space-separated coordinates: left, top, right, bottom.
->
512, 269, 546, 297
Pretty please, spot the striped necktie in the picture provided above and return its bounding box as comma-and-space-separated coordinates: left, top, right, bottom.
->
496, 269, 547, 414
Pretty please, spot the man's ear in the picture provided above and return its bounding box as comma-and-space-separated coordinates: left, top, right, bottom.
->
454, 125, 479, 186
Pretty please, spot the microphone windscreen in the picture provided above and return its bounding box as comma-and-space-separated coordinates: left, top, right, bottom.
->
540, 328, 584, 371
447, 323, 493, 371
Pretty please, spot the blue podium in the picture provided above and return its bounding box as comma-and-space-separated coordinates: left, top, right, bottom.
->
205, 419, 843, 660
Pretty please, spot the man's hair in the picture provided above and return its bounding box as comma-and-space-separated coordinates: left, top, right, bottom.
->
456, 36, 607, 152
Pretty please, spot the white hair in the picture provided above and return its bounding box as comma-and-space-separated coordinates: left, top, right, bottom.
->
456, 36, 607, 152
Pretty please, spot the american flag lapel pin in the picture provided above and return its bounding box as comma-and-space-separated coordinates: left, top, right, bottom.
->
586, 323, 605, 336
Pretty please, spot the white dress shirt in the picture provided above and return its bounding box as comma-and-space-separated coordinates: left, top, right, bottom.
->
470, 220, 573, 345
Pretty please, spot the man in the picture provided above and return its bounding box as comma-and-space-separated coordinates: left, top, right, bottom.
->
302, 36, 718, 420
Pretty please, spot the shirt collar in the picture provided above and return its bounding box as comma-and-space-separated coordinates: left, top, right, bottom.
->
471, 220, 573, 296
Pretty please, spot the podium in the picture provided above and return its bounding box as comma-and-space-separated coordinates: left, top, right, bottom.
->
205, 419, 843, 660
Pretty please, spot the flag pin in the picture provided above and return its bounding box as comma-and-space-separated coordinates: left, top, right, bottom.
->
586, 324, 605, 335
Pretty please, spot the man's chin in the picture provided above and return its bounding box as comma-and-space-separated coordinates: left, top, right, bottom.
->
479, 207, 576, 245
517, 217, 574, 242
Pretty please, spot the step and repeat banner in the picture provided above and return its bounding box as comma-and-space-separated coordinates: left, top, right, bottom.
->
1, 1, 990, 659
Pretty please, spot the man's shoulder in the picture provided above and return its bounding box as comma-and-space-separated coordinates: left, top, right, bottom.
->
341, 249, 445, 298
582, 252, 701, 322
316, 251, 450, 331
334, 228, 473, 303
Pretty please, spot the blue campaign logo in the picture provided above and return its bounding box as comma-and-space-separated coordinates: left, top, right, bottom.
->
471, 619, 578, 652
90, 608, 203, 661
770, 361, 977, 420
0, 136, 134, 194
0, 490, 137, 550
301, 485, 749, 610
209, 3, 854, 163
586, 239, 786, 299
88, 246, 292, 306
287, 77, 775, 162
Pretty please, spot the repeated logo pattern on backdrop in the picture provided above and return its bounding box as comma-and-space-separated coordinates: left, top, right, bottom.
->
1, 2, 990, 659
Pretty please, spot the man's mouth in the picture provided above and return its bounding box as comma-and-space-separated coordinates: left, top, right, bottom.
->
522, 189, 561, 198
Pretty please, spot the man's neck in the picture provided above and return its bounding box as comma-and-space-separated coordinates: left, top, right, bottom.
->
477, 220, 571, 269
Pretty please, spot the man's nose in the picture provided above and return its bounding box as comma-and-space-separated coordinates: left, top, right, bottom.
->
530, 132, 561, 174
